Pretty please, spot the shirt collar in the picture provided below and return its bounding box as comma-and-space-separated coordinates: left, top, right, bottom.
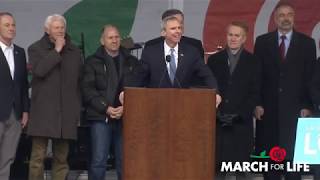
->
278, 30, 293, 42
0, 40, 13, 52
164, 41, 178, 55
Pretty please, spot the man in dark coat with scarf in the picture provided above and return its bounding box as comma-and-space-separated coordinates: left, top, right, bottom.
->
82, 25, 140, 180
27, 14, 82, 180
207, 21, 259, 180
254, 2, 317, 180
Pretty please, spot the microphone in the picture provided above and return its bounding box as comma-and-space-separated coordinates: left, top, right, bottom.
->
157, 55, 171, 88
167, 54, 182, 88
165, 55, 171, 63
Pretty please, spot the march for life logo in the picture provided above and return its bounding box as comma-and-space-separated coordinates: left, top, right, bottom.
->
220, 146, 310, 173
221, 118, 320, 173
294, 118, 320, 164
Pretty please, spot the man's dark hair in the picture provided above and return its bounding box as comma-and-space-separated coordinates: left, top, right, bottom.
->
274, 1, 295, 12
229, 21, 249, 35
161, 9, 184, 20
0, 12, 13, 18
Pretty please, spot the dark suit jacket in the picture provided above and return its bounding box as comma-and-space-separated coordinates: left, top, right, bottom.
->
310, 57, 320, 112
137, 40, 217, 89
207, 48, 259, 162
254, 30, 316, 159
144, 36, 204, 58
0, 44, 29, 121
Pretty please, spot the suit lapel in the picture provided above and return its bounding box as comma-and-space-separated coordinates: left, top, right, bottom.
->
270, 31, 282, 66
231, 50, 246, 79
286, 31, 298, 62
0, 47, 13, 80
13, 46, 20, 81
159, 43, 171, 82
220, 50, 231, 81
175, 44, 186, 78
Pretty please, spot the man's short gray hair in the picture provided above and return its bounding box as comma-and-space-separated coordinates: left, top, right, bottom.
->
101, 24, 119, 37
44, 14, 66, 29
160, 16, 180, 31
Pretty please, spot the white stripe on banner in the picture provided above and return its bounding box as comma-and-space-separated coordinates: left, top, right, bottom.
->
0, 0, 80, 51
311, 22, 320, 57
254, 0, 279, 42
130, 0, 210, 44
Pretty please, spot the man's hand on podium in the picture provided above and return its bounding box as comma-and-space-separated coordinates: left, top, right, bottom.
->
216, 94, 222, 108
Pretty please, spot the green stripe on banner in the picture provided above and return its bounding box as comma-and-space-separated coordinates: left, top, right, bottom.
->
64, 0, 138, 57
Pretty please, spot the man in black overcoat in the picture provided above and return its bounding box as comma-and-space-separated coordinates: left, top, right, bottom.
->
254, 2, 317, 180
208, 21, 259, 180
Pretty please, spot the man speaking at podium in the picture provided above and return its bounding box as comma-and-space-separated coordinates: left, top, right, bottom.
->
135, 15, 221, 106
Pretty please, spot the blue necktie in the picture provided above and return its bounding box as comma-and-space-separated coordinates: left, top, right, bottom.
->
169, 48, 176, 84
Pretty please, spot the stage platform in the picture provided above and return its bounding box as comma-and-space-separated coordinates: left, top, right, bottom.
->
10, 170, 314, 180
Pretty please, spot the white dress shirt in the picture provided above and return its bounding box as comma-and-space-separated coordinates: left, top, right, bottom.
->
0, 40, 15, 79
278, 30, 292, 57
164, 41, 178, 74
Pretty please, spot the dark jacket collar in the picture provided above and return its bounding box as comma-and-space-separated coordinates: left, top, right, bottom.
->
94, 46, 132, 61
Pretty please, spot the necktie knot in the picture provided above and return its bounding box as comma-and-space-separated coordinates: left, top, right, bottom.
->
280, 35, 286, 41
170, 48, 175, 56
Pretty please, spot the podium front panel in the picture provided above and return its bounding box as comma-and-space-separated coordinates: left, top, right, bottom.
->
123, 88, 216, 180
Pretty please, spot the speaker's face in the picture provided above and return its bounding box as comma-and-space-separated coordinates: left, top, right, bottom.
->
163, 19, 182, 47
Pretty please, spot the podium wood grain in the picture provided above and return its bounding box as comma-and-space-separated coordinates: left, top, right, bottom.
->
123, 88, 216, 180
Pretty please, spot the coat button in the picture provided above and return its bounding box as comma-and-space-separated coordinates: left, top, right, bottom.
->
279, 88, 283, 93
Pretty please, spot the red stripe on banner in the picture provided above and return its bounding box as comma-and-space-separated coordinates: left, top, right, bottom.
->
268, 0, 320, 36
204, 0, 264, 53
204, 0, 320, 53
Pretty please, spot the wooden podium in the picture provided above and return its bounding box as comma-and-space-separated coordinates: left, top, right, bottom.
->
123, 88, 216, 180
